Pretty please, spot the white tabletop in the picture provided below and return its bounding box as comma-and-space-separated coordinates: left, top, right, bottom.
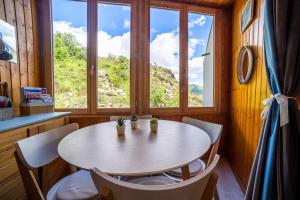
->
58, 119, 211, 176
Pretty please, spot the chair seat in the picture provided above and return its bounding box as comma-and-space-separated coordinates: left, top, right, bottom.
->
47, 170, 99, 200
128, 176, 177, 185
166, 159, 206, 178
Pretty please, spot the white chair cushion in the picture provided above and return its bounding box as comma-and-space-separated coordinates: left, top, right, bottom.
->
128, 176, 177, 185
46, 170, 99, 200
47, 175, 66, 200
167, 159, 205, 177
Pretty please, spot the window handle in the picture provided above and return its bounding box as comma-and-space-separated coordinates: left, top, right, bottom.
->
90, 65, 95, 76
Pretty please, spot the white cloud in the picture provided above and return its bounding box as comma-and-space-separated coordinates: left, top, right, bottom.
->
189, 74, 198, 79
189, 56, 204, 73
188, 56, 204, 84
188, 38, 199, 59
98, 31, 130, 58
150, 31, 205, 82
150, 31, 179, 75
53, 21, 87, 47
199, 39, 206, 46
53, 21, 205, 83
123, 19, 130, 29
122, 6, 130, 11
188, 38, 206, 58
53, 21, 130, 58
188, 16, 206, 28
150, 28, 158, 33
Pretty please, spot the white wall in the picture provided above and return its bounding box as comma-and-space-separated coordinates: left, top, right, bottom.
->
203, 24, 214, 107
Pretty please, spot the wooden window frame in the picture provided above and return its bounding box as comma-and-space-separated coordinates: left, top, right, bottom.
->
52, 0, 90, 115
91, 0, 138, 115
144, 1, 182, 114
52, 0, 137, 115
50, 0, 222, 115
183, 5, 221, 114
144, 1, 221, 115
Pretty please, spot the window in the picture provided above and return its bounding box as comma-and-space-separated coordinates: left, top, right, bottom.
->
150, 8, 180, 108
52, 0, 87, 109
97, 3, 131, 108
188, 12, 214, 107
50, 1, 219, 114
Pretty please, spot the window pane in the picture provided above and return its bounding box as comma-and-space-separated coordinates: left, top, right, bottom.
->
150, 8, 180, 108
52, 0, 87, 108
188, 13, 214, 107
97, 4, 131, 108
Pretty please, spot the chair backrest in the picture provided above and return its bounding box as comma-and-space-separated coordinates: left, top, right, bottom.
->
182, 117, 223, 166
110, 115, 152, 121
15, 123, 79, 200
16, 123, 79, 169
91, 155, 220, 200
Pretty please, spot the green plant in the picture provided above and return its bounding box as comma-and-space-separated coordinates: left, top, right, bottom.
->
131, 115, 138, 121
150, 118, 158, 124
116, 117, 126, 126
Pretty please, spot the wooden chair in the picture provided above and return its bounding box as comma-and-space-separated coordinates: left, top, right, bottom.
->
15, 123, 99, 200
183, 117, 223, 166
164, 117, 223, 180
90, 155, 220, 200
109, 115, 152, 121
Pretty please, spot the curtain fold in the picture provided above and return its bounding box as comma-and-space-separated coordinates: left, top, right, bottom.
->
245, 0, 300, 199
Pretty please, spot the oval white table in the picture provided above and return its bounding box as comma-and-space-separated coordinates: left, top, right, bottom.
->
58, 119, 211, 180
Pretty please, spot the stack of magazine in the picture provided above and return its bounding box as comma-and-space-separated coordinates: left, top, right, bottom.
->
20, 87, 53, 105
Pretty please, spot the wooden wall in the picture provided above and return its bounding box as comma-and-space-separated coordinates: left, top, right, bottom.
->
0, 0, 41, 115
227, 0, 269, 190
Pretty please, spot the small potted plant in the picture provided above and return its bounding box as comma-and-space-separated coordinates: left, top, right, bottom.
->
116, 117, 126, 136
131, 114, 138, 129
150, 118, 158, 133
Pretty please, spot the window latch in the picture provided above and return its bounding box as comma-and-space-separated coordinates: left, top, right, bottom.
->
90, 65, 95, 76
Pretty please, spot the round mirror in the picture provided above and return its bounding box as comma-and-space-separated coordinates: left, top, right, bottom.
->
237, 46, 254, 84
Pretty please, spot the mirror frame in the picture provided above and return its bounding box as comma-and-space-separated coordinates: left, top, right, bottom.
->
237, 46, 254, 84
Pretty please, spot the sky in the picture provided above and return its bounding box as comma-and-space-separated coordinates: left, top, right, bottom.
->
52, 0, 213, 85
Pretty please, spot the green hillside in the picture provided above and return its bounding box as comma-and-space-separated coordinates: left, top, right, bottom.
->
54, 32, 202, 108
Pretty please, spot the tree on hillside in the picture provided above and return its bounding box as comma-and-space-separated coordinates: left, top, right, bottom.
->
54, 32, 86, 61
53, 32, 87, 108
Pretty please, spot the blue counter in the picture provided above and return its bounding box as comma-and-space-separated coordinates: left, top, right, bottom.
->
0, 112, 70, 132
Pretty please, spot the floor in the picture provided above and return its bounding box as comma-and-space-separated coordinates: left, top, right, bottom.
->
113, 157, 244, 200
215, 158, 244, 200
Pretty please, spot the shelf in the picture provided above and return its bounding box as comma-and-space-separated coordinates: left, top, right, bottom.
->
0, 112, 70, 132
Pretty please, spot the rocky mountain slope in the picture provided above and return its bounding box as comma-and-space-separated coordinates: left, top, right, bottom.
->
54, 32, 202, 108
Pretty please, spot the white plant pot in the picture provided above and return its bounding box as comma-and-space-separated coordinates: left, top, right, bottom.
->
131, 121, 138, 129
116, 125, 125, 136
150, 123, 158, 133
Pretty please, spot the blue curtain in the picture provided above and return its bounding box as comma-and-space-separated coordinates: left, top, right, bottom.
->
245, 0, 300, 199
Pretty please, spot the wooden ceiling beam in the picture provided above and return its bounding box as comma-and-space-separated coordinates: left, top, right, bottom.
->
158, 0, 234, 8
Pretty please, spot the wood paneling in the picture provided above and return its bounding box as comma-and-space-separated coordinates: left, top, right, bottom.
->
168, 0, 234, 8
227, 0, 268, 190
0, 0, 41, 115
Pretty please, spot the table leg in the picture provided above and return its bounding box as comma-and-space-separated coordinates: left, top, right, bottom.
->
181, 165, 191, 180
68, 164, 78, 173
